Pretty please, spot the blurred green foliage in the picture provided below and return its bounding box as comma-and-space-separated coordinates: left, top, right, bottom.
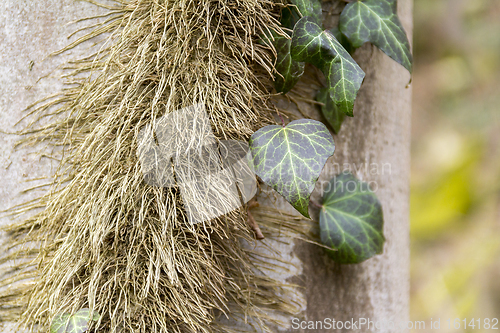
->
411, 0, 500, 331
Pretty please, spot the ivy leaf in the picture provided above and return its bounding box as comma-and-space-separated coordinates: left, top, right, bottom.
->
280, 5, 301, 31
339, 0, 413, 73
272, 1, 317, 94
291, 17, 365, 116
270, 0, 322, 93
290, 0, 323, 25
51, 309, 100, 333
51, 314, 70, 333
273, 35, 305, 94
319, 172, 385, 264
249, 119, 335, 217
317, 87, 345, 133
329, 26, 353, 55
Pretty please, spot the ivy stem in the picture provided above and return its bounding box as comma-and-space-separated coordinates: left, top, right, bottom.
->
247, 199, 265, 240
309, 200, 323, 209
278, 112, 286, 127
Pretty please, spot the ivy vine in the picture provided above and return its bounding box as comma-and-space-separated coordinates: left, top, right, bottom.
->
251, 0, 412, 264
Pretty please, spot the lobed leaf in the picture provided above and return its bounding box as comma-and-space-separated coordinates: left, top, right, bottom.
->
291, 17, 365, 117
319, 172, 385, 264
249, 119, 335, 217
339, 0, 413, 73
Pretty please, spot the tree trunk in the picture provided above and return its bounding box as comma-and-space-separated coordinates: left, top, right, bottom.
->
0, 1, 105, 210
0, 0, 412, 332
0, 1, 105, 331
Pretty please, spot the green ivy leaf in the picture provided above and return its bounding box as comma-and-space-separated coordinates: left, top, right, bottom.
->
250, 119, 335, 217
51, 309, 100, 333
317, 87, 345, 133
290, 0, 323, 25
270, 0, 322, 93
272, 1, 318, 94
329, 26, 353, 55
339, 0, 413, 73
274, 35, 305, 94
280, 5, 301, 31
291, 17, 365, 116
319, 172, 385, 264
51, 314, 70, 333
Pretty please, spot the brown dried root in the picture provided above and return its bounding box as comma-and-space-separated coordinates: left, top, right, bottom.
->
247, 199, 264, 240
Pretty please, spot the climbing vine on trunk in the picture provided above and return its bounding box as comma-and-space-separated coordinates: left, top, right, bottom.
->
252, 0, 412, 263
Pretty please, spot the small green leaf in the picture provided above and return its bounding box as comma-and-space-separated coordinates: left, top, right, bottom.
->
291, 17, 365, 116
50, 309, 100, 333
319, 172, 385, 264
339, 0, 413, 73
290, 0, 323, 25
51, 314, 70, 333
76, 308, 100, 322
250, 119, 335, 217
317, 87, 345, 133
274, 35, 305, 94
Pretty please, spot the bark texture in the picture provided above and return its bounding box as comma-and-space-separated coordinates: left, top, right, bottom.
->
0, 1, 105, 212
0, 1, 105, 331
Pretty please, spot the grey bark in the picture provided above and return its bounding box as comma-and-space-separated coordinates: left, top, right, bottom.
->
0, 0, 412, 332
0, 1, 105, 331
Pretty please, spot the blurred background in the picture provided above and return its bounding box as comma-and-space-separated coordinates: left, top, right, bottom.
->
411, 0, 500, 331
